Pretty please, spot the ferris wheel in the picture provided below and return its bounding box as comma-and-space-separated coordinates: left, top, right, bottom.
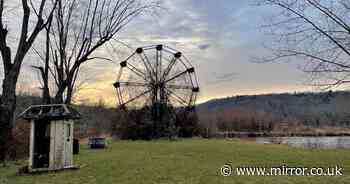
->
113, 45, 199, 111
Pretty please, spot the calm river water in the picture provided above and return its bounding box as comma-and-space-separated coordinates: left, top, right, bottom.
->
256, 136, 350, 149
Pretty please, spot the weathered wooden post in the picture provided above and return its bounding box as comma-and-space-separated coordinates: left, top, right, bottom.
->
19, 104, 81, 172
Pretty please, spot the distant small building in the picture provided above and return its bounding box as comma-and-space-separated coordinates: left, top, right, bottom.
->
275, 122, 289, 132
19, 104, 81, 172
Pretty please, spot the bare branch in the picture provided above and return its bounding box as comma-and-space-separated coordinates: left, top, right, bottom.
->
257, 0, 350, 89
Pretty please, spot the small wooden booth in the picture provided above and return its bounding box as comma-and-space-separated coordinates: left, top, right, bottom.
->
19, 104, 81, 172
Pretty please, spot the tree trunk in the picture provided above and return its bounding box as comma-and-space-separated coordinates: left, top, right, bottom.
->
54, 87, 65, 104
54, 73, 74, 104
0, 74, 17, 163
0, 0, 57, 164
0, 50, 30, 164
42, 16, 52, 104
42, 77, 51, 104
65, 84, 73, 104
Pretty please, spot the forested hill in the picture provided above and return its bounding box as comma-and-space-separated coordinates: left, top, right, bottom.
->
12, 90, 350, 132
197, 91, 350, 127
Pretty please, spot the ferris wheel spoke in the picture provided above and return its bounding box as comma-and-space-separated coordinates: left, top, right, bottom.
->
135, 47, 156, 82
165, 88, 189, 106
155, 44, 163, 83
115, 87, 124, 106
119, 60, 148, 81
121, 89, 152, 106
116, 66, 124, 81
164, 70, 188, 83
126, 63, 148, 81
189, 92, 198, 107
124, 52, 136, 61
162, 58, 176, 81
138, 52, 156, 81
114, 81, 149, 87
165, 84, 193, 90
161, 52, 182, 82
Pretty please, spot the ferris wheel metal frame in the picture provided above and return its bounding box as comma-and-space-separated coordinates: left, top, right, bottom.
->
113, 44, 199, 112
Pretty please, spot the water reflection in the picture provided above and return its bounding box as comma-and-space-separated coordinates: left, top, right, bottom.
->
256, 136, 350, 149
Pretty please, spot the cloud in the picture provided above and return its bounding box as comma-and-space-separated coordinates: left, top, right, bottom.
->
198, 44, 211, 50
72, 0, 309, 105
0, 0, 312, 107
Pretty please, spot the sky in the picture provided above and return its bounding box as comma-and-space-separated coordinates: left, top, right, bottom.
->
4, 0, 317, 106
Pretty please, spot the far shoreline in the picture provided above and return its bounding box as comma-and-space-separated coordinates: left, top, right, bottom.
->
214, 131, 350, 138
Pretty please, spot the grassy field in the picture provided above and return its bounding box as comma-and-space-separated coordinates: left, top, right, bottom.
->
1, 139, 350, 184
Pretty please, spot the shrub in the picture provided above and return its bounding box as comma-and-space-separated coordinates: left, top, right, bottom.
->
112, 106, 200, 140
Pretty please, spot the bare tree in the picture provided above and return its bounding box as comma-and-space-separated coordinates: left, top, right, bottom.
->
34, 0, 160, 104
0, 0, 57, 163
257, 0, 350, 88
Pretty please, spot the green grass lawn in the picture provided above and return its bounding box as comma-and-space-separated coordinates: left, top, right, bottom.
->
1, 139, 350, 184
